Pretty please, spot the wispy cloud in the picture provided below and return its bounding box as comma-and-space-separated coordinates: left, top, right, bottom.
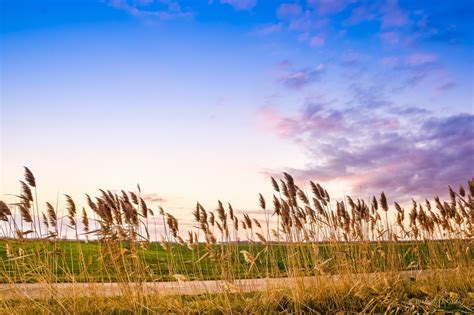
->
220, 0, 257, 11
381, 0, 410, 28
349, 83, 392, 109
258, 100, 346, 138
411, 3, 474, 45
309, 34, 325, 47
406, 52, 437, 66
276, 61, 326, 89
379, 31, 400, 45
435, 80, 457, 92
378, 52, 440, 89
339, 52, 366, 69
343, 3, 378, 26
276, 3, 302, 19
141, 193, 167, 203
108, 0, 193, 20
404, 53, 439, 86
307, 0, 355, 15
252, 23, 282, 36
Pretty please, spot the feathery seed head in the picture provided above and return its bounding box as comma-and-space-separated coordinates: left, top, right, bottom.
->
23, 167, 36, 187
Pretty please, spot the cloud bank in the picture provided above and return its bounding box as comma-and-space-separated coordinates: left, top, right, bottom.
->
259, 99, 474, 199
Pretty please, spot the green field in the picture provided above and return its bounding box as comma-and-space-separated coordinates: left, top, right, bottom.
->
1, 239, 472, 283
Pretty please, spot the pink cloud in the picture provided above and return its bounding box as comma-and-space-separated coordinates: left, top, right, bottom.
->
298, 32, 310, 42
141, 193, 167, 203
435, 81, 456, 92
136, 0, 154, 4
339, 52, 365, 68
108, 0, 193, 19
343, 4, 377, 26
287, 13, 329, 32
379, 31, 400, 45
379, 56, 401, 67
257, 106, 280, 124
310, 35, 325, 47
253, 23, 282, 36
257, 107, 297, 138
277, 3, 302, 19
259, 98, 474, 199
220, 0, 256, 10
406, 53, 437, 66
307, 0, 355, 15
277, 63, 325, 89
382, 0, 410, 28
378, 52, 440, 88
258, 103, 347, 139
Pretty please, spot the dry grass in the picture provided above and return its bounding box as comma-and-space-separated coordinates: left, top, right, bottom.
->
1, 270, 473, 313
0, 167, 473, 313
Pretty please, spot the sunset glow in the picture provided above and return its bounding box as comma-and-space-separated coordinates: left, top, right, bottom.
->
1, 0, 473, 220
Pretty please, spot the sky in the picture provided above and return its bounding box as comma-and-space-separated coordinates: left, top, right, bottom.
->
1, 0, 473, 222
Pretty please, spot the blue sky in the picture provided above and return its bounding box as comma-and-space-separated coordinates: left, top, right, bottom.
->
1, 0, 473, 219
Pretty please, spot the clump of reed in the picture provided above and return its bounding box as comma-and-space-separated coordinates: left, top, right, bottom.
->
0, 167, 472, 313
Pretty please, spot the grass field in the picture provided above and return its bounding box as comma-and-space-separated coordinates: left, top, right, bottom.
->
0, 168, 473, 313
0, 239, 472, 283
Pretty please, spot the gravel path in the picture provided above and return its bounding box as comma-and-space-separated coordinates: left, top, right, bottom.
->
0, 269, 457, 300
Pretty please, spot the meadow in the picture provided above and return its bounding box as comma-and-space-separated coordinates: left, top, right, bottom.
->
0, 167, 473, 313
0, 240, 472, 284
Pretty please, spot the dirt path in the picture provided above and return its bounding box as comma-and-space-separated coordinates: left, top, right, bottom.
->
0, 269, 458, 300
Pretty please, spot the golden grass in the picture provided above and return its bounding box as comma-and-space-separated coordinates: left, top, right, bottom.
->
1, 269, 472, 313
0, 167, 473, 313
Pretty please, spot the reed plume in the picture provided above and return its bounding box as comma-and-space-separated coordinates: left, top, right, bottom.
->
23, 166, 36, 187
0, 201, 11, 221
64, 195, 77, 227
